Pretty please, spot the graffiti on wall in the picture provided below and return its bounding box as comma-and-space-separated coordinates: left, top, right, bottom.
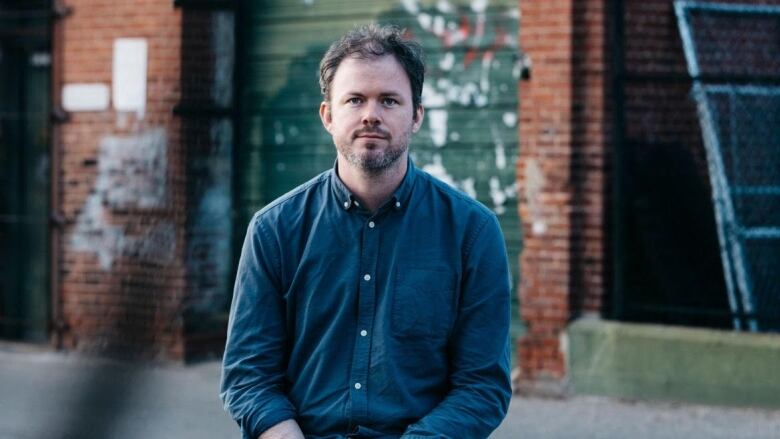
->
70, 128, 176, 270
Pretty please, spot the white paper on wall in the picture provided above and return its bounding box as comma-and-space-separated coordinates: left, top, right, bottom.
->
112, 38, 148, 117
62, 83, 110, 112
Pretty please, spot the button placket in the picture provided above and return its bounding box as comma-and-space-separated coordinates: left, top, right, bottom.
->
347, 212, 380, 424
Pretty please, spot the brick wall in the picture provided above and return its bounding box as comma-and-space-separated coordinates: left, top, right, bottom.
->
516, 0, 780, 389
58, 0, 186, 360
516, 0, 610, 390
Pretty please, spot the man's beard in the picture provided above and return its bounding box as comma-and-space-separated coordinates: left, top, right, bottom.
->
336, 128, 410, 175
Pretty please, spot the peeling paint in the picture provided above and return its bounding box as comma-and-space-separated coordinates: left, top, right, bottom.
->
489, 176, 507, 215
401, 0, 420, 14
422, 153, 456, 188
471, 0, 489, 14
436, 0, 454, 13
439, 52, 455, 71
524, 158, 547, 235
428, 109, 448, 148
491, 123, 507, 169
417, 12, 432, 30
71, 128, 175, 269
503, 111, 517, 127
460, 177, 477, 199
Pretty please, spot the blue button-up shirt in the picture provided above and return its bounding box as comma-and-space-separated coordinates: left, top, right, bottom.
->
220, 159, 512, 439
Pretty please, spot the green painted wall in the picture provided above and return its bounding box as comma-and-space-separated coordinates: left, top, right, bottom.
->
568, 319, 780, 408
237, 0, 523, 341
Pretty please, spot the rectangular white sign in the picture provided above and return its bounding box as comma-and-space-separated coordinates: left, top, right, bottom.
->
62, 83, 110, 112
112, 38, 148, 116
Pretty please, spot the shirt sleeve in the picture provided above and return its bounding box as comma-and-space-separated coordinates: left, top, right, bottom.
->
401, 213, 513, 439
220, 214, 297, 439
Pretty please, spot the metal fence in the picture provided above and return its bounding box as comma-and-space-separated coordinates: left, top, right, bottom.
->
676, 1, 780, 331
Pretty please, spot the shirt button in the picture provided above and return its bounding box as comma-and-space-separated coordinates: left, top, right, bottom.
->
360, 330, 368, 337
343, 201, 350, 209
354, 382, 362, 390
368, 221, 375, 228
395, 201, 401, 208
363, 274, 371, 281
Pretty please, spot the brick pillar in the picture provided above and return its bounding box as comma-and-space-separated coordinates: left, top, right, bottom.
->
516, 0, 609, 392
58, 0, 186, 360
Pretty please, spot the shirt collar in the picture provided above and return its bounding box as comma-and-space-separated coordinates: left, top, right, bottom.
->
330, 156, 417, 212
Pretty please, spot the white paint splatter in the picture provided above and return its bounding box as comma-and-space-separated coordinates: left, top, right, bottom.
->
460, 177, 477, 199
422, 84, 447, 107
422, 154, 456, 188
436, 0, 454, 13
417, 13, 432, 30
480, 52, 494, 92
449, 131, 460, 141
503, 112, 517, 127
433, 15, 446, 36
439, 52, 455, 71
491, 124, 506, 169
436, 78, 451, 90
489, 176, 507, 215
401, 0, 419, 14
471, 0, 489, 13
532, 221, 547, 235
71, 128, 175, 269
459, 82, 479, 106
303, 0, 314, 4
428, 109, 448, 147
446, 84, 461, 103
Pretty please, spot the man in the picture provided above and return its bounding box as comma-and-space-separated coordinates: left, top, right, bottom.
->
221, 24, 511, 439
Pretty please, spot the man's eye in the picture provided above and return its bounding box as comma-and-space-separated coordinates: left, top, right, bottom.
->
347, 97, 362, 105
382, 98, 398, 106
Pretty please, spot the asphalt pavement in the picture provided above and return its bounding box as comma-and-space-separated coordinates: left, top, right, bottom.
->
0, 345, 778, 439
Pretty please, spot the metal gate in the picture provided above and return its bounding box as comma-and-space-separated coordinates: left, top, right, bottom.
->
676, 1, 780, 331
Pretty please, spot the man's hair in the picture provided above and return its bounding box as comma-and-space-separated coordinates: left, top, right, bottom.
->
319, 24, 426, 114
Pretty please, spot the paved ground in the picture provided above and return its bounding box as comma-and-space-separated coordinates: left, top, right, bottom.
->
1, 346, 779, 439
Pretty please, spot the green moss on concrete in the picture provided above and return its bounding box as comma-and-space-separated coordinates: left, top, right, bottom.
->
567, 319, 780, 408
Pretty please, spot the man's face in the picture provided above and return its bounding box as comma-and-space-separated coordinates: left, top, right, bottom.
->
320, 55, 424, 174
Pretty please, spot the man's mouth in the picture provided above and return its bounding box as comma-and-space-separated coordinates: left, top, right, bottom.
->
354, 129, 389, 140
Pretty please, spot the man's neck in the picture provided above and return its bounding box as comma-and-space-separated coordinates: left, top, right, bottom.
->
337, 154, 408, 213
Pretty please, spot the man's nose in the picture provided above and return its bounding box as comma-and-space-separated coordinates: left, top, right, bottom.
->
361, 101, 381, 125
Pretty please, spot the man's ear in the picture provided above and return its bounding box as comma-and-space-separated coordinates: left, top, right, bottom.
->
412, 105, 424, 133
319, 101, 332, 133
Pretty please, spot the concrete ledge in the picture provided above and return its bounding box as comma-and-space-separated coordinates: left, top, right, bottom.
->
567, 318, 780, 408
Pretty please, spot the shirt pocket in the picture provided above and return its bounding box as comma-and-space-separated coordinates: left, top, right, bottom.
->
392, 266, 456, 342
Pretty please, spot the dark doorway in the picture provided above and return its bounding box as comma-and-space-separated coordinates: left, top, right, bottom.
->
0, 0, 51, 341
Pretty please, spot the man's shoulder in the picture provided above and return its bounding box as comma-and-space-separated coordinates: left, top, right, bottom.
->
251, 169, 331, 224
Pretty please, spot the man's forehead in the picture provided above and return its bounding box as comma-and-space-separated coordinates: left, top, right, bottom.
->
331, 55, 411, 95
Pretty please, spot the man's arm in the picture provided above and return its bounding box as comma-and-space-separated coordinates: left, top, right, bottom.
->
220, 215, 299, 439
402, 214, 513, 439
258, 419, 304, 439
